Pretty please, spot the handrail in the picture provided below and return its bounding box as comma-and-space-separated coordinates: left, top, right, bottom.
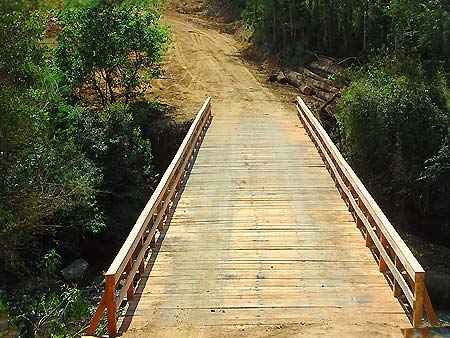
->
86, 97, 213, 337
296, 97, 438, 328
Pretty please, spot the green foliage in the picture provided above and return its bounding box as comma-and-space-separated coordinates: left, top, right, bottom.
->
1, 0, 168, 283
236, 0, 449, 65
336, 60, 448, 225
56, 1, 170, 105
0, 6, 104, 276
0, 84, 104, 277
241, 0, 391, 57
1, 0, 168, 336
0, 6, 46, 84
417, 141, 450, 226
10, 286, 94, 337
40, 249, 62, 276
390, 0, 449, 67
78, 103, 155, 196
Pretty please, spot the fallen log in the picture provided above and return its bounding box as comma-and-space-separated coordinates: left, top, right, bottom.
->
303, 75, 339, 94
303, 68, 343, 89
284, 70, 304, 88
309, 59, 342, 76
320, 92, 341, 114
313, 88, 336, 102
299, 84, 315, 96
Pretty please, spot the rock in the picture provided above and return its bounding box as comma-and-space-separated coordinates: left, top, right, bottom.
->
269, 71, 288, 84
276, 71, 288, 84
284, 70, 304, 88
61, 258, 89, 281
299, 84, 315, 96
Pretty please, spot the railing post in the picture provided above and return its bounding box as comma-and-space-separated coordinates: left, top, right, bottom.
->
138, 238, 145, 274
379, 235, 388, 273
393, 256, 402, 298
125, 261, 134, 301
105, 275, 118, 336
413, 272, 425, 327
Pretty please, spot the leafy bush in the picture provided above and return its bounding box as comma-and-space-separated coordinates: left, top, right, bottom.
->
75, 102, 156, 250
0, 86, 104, 278
56, 1, 170, 106
10, 286, 95, 337
0, 0, 170, 336
78, 103, 155, 196
336, 61, 448, 227
0, 6, 46, 84
417, 141, 450, 232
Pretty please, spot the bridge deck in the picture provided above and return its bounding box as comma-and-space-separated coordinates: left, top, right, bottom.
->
120, 105, 410, 337
117, 16, 411, 338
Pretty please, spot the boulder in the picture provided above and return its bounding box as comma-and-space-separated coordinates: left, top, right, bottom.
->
269, 71, 287, 84
276, 72, 288, 84
61, 258, 89, 281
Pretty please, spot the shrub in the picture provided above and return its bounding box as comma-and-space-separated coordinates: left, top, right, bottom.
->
10, 286, 94, 337
56, 1, 170, 106
336, 62, 448, 225
0, 6, 46, 84
417, 141, 450, 232
0, 90, 104, 277
77, 103, 155, 197
76, 102, 155, 246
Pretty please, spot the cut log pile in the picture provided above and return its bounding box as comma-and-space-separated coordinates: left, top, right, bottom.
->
268, 56, 345, 130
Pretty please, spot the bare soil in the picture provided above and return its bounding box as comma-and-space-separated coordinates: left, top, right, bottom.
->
149, 1, 322, 125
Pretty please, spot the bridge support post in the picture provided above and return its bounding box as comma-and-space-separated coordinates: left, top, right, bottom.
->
413, 272, 425, 328
105, 275, 118, 336
379, 236, 388, 273
393, 257, 402, 298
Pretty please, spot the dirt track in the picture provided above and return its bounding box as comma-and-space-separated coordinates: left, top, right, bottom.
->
149, 13, 301, 123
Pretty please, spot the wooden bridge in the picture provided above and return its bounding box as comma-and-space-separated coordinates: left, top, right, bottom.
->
86, 97, 438, 337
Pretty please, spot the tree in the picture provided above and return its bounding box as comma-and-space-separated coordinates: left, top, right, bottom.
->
0, 1, 104, 279
0, 5, 45, 84
56, 1, 170, 106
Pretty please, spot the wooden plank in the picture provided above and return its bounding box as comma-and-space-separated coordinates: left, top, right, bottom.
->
87, 98, 213, 335
296, 101, 415, 306
296, 96, 433, 326
296, 97, 423, 279
106, 97, 211, 282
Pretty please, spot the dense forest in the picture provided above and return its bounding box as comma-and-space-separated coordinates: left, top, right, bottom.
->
224, 0, 449, 238
1, 0, 170, 336
1, 0, 449, 336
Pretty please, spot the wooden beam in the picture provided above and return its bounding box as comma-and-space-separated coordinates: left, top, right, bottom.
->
296, 96, 434, 326
86, 98, 213, 336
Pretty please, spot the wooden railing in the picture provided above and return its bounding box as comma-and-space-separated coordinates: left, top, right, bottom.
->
296, 97, 438, 328
86, 98, 213, 337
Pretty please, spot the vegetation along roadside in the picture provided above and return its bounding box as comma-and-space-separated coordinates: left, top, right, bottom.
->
0, 0, 177, 336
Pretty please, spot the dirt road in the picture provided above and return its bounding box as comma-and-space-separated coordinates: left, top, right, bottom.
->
149, 13, 301, 123
123, 11, 410, 338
